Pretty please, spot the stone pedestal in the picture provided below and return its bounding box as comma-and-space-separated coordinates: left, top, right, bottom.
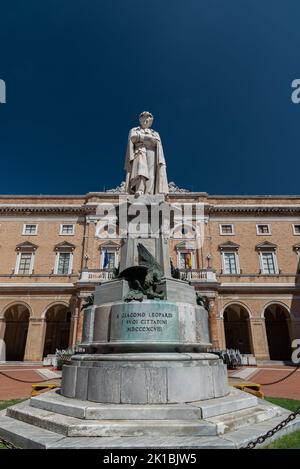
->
81, 299, 211, 353
119, 194, 171, 276
60, 193, 234, 442
61, 353, 228, 404
120, 237, 171, 277
66, 189, 218, 406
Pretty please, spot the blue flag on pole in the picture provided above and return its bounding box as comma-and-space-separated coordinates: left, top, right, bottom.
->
103, 250, 109, 269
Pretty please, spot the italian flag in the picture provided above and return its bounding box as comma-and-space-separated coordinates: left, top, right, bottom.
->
186, 251, 192, 269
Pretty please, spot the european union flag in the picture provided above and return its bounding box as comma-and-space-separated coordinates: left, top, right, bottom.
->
103, 250, 109, 269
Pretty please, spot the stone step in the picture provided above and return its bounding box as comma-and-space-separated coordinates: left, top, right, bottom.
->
189, 388, 258, 418
30, 388, 257, 420
207, 399, 284, 434
30, 391, 202, 420
6, 401, 218, 437
0, 412, 65, 449
5, 396, 283, 439
0, 412, 233, 448
1, 409, 300, 449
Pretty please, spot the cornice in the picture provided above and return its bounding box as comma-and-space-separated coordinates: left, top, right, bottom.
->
218, 283, 300, 293
54, 241, 76, 251
0, 205, 95, 215
1, 196, 300, 216
1, 204, 300, 216
16, 241, 38, 251
0, 283, 75, 290
208, 205, 300, 214
218, 241, 240, 250
255, 241, 278, 250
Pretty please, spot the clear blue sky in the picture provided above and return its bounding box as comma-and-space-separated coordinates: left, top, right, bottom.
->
0, 1, 300, 195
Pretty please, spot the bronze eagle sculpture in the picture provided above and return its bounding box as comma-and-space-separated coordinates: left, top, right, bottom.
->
118, 243, 164, 301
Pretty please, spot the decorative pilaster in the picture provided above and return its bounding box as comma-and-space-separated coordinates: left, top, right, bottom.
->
76, 299, 85, 345
207, 297, 220, 349
248, 317, 270, 360
70, 306, 80, 348
24, 318, 46, 361
0, 317, 6, 341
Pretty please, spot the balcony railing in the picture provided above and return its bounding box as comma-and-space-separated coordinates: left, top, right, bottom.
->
178, 269, 217, 282
79, 268, 217, 283
79, 269, 115, 282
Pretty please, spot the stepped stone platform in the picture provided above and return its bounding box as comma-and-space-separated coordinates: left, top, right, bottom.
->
0, 387, 299, 448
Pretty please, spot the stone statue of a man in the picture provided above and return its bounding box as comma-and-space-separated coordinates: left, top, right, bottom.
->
124, 112, 169, 195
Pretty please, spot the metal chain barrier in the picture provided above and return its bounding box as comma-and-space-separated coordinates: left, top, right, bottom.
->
241, 405, 300, 449
0, 369, 61, 448
257, 364, 300, 386
240, 364, 300, 449
0, 370, 59, 384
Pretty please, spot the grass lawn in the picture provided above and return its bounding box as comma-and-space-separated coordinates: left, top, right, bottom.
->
0, 399, 25, 449
262, 397, 300, 449
0, 399, 25, 412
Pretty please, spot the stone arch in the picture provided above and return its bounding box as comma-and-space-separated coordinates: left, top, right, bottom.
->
42, 303, 72, 357
261, 301, 290, 319
41, 301, 70, 319
263, 302, 291, 361
1, 300, 33, 319
3, 303, 31, 361
222, 302, 253, 354
220, 301, 252, 319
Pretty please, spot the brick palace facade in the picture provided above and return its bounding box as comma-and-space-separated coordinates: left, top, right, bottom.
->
0, 189, 300, 362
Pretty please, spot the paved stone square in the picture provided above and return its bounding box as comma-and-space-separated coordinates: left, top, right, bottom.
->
229, 365, 300, 400
0, 364, 60, 400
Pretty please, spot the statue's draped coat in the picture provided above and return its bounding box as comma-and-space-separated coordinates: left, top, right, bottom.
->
124, 127, 169, 195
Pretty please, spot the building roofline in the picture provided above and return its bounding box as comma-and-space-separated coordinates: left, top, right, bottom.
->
207, 195, 300, 199
0, 192, 300, 200
0, 195, 85, 199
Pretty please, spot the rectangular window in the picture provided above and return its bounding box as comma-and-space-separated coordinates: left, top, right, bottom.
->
178, 252, 193, 269
57, 253, 71, 274
23, 224, 37, 235
60, 224, 75, 235
220, 224, 234, 235
18, 253, 32, 275
257, 224, 271, 235
108, 253, 115, 269
223, 252, 238, 274
179, 252, 188, 269
103, 252, 115, 269
261, 252, 276, 275
293, 225, 300, 235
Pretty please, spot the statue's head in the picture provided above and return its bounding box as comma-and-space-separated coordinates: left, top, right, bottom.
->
139, 111, 153, 129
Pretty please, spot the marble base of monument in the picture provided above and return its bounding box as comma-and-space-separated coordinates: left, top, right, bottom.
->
61, 353, 228, 403
81, 300, 210, 353
93, 277, 197, 306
